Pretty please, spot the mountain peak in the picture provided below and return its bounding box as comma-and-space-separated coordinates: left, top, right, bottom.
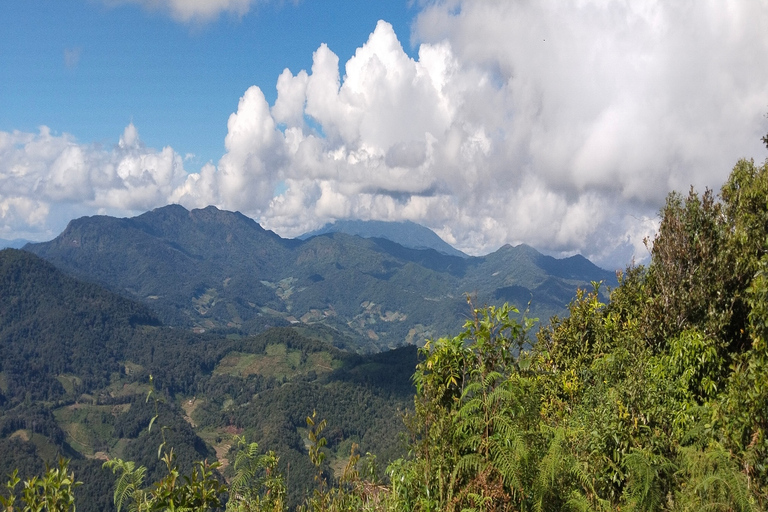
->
300, 219, 467, 258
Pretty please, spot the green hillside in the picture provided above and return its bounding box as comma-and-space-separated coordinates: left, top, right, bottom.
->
0, 249, 417, 510
25, 207, 616, 351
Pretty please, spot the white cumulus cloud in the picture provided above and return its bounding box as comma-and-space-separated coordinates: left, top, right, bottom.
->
0, 124, 187, 239
3, 1, 768, 270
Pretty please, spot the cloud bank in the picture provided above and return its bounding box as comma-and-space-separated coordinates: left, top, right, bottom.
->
3, 1, 768, 269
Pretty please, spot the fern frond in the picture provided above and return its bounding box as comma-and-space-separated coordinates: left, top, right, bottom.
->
104, 458, 147, 512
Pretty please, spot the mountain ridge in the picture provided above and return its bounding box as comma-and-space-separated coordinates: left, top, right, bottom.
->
25, 204, 617, 350
0, 237, 32, 249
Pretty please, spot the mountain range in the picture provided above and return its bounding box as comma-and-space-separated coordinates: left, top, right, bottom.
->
24, 205, 617, 351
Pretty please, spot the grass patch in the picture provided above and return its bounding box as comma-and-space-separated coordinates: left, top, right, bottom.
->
104, 379, 150, 399
10, 429, 30, 442
330, 437, 361, 479
265, 343, 287, 357
54, 404, 117, 457
307, 351, 341, 372
122, 361, 144, 376
111, 438, 130, 459
180, 396, 202, 427
214, 352, 259, 377
56, 374, 82, 395
214, 343, 341, 380
193, 287, 219, 315
196, 428, 240, 475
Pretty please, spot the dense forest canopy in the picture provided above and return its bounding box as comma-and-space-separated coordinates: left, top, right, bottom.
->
4, 148, 768, 510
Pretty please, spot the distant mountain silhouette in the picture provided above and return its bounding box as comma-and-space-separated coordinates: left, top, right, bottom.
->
0, 238, 32, 249
25, 205, 617, 351
300, 219, 468, 258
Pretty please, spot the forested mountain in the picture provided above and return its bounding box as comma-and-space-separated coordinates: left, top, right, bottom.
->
0, 249, 417, 510
299, 219, 468, 258
0, 248, 160, 404
24, 205, 616, 351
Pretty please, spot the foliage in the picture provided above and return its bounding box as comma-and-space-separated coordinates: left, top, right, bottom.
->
1, 458, 80, 512
226, 436, 285, 512
391, 301, 542, 511
671, 444, 756, 512
298, 411, 387, 512
104, 450, 223, 512
380, 156, 768, 510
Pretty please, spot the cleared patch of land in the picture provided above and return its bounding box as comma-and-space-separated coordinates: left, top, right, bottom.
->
213, 343, 341, 380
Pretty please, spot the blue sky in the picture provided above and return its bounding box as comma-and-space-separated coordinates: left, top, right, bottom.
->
1, 1, 767, 269
0, 0, 416, 167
